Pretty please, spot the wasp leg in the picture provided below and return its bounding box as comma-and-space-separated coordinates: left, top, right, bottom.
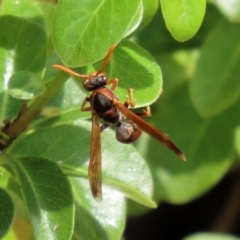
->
123, 88, 151, 117
81, 97, 92, 112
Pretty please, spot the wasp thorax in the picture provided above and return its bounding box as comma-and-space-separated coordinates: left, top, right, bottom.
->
83, 74, 108, 91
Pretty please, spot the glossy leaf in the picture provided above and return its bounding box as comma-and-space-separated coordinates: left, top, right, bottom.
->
71, 178, 126, 240
0, 15, 47, 122
0, 15, 47, 72
52, 0, 142, 67
112, 40, 162, 107
7, 157, 74, 240
71, 39, 162, 108
160, 0, 206, 41
183, 232, 240, 240
8, 121, 156, 208
135, 83, 238, 203
0, 188, 14, 239
7, 71, 45, 100
190, 19, 240, 117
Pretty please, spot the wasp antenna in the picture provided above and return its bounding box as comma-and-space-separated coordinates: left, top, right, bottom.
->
96, 44, 117, 75
52, 64, 89, 79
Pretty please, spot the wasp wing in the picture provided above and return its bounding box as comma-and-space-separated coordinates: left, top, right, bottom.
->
115, 102, 186, 161
88, 113, 102, 201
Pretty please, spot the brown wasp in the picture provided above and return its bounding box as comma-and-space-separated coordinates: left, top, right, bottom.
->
52, 45, 186, 202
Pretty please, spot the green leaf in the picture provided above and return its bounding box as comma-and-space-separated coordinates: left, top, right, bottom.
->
126, 198, 151, 217
137, 0, 159, 31
0, 15, 47, 122
7, 71, 46, 100
183, 232, 240, 240
136, 3, 223, 55
0, 15, 47, 72
71, 39, 162, 108
71, 178, 126, 240
0, 188, 14, 239
136, 83, 238, 203
0, 0, 45, 27
109, 40, 162, 107
160, 0, 206, 41
213, 0, 240, 23
190, 19, 240, 117
7, 157, 74, 240
8, 121, 156, 208
52, 0, 142, 67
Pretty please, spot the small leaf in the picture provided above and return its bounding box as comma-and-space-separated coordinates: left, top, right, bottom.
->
0, 188, 15, 239
8, 157, 74, 240
160, 0, 206, 41
190, 19, 240, 117
111, 40, 162, 107
52, 0, 142, 67
40, 106, 61, 118
7, 71, 45, 99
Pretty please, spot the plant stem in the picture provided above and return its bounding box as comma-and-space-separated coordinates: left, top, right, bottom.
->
5, 72, 69, 139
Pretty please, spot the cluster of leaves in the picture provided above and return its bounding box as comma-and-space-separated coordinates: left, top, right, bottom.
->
0, 0, 240, 240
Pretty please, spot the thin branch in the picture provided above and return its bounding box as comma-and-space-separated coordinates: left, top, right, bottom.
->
0, 71, 69, 149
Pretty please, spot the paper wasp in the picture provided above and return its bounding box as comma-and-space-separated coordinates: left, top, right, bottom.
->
52, 45, 186, 201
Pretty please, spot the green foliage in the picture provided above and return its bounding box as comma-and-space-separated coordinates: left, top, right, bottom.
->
52, 0, 143, 67
190, 19, 240, 117
0, 0, 240, 239
0, 188, 14, 239
160, 0, 206, 41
